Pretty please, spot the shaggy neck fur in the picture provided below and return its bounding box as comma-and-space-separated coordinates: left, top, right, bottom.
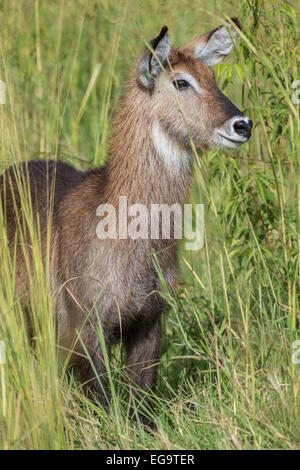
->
152, 120, 193, 175
106, 85, 193, 208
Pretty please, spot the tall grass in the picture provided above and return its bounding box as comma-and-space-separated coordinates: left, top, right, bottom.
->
0, 0, 299, 449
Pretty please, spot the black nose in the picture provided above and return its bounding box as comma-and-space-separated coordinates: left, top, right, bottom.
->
233, 119, 253, 139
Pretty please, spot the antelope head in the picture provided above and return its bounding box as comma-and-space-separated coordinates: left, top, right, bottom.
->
136, 20, 253, 162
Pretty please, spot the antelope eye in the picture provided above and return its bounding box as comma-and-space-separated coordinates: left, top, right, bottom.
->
173, 79, 189, 90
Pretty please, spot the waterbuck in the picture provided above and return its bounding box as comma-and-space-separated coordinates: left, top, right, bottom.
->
0, 19, 252, 420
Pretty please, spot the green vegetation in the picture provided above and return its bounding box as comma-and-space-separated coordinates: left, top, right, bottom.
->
0, 0, 299, 449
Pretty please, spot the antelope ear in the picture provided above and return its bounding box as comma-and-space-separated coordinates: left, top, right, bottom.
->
181, 18, 241, 66
137, 26, 172, 89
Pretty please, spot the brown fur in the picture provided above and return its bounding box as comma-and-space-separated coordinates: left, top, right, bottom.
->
0, 23, 247, 421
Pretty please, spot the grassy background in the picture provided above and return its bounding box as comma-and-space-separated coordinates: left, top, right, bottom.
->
0, 0, 300, 449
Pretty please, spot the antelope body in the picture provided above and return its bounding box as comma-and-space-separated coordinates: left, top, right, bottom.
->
0, 20, 252, 419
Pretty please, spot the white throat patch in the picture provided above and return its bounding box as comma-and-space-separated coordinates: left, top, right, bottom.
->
152, 120, 192, 174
